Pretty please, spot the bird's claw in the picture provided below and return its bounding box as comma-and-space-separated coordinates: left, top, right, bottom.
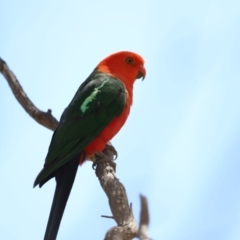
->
92, 152, 116, 172
105, 142, 118, 160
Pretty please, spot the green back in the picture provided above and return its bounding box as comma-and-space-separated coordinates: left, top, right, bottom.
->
34, 70, 126, 187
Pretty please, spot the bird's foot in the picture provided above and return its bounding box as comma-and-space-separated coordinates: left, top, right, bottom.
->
92, 151, 116, 172
104, 142, 118, 160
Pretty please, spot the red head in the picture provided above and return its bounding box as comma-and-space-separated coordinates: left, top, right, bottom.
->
97, 51, 146, 93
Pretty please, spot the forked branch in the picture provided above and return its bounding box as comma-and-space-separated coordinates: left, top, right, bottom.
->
1, 57, 150, 240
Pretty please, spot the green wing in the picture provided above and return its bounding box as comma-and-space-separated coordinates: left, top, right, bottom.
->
34, 71, 126, 187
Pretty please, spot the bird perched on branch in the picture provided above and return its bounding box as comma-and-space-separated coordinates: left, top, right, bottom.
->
34, 51, 146, 240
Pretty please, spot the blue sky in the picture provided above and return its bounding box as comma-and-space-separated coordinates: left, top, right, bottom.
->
1, 0, 240, 239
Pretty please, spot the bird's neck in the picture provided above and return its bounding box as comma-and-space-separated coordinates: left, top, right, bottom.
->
124, 82, 133, 105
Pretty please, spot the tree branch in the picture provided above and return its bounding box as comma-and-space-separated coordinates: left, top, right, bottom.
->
95, 144, 150, 240
0, 57, 58, 131
95, 144, 138, 240
1, 57, 151, 240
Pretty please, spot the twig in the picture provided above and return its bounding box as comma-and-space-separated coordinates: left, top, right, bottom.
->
138, 195, 150, 240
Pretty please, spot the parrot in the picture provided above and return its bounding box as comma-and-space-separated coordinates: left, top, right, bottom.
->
34, 51, 146, 240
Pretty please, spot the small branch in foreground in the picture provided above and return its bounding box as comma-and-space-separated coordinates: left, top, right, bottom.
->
0, 57, 58, 131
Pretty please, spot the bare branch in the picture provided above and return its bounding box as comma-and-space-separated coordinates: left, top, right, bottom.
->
0, 57, 58, 131
95, 144, 138, 240
1, 57, 151, 240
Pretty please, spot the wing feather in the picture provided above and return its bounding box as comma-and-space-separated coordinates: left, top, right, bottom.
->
34, 71, 126, 186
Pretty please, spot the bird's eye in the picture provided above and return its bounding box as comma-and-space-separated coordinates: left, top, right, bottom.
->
126, 57, 134, 64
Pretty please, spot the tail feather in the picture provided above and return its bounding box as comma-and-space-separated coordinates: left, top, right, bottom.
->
43, 154, 80, 240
